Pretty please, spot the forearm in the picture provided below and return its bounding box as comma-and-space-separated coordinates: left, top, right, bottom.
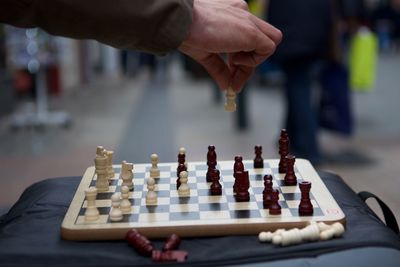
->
0, 0, 193, 54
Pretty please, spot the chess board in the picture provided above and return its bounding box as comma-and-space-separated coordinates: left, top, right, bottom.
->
61, 159, 345, 240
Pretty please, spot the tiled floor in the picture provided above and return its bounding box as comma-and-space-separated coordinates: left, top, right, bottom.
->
0, 54, 399, 225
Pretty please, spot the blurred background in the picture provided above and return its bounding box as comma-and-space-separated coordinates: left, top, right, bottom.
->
0, 0, 399, 222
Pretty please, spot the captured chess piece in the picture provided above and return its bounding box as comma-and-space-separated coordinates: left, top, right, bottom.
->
110, 192, 123, 222
278, 129, 290, 173
224, 87, 237, 112
210, 169, 222, 195
146, 177, 157, 205
126, 229, 155, 257
121, 160, 134, 190
253, 145, 264, 168
178, 171, 190, 197
95, 146, 109, 192
84, 186, 99, 221
284, 154, 297, 186
162, 234, 181, 251
120, 185, 132, 213
298, 181, 313, 216
150, 154, 160, 178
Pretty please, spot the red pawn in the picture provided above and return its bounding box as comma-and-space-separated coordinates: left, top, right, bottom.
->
235, 171, 250, 202
268, 190, 281, 215
298, 181, 313, 216
253, 145, 264, 168
162, 233, 181, 251
233, 156, 244, 193
206, 145, 217, 182
284, 155, 297, 186
176, 163, 187, 189
125, 229, 154, 257
210, 169, 222, 195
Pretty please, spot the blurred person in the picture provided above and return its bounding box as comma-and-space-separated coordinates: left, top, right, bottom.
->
267, 0, 364, 165
0, 0, 282, 93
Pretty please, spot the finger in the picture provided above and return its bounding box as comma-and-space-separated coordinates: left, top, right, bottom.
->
197, 53, 231, 91
230, 65, 255, 92
230, 39, 276, 67
250, 15, 283, 45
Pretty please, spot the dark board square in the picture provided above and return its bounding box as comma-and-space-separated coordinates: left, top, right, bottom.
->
169, 196, 199, 205
199, 202, 229, 211
195, 165, 207, 171
197, 189, 211, 197
278, 200, 289, 209
169, 212, 200, 221
221, 170, 232, 176
156, 178, 172, 185
96, 192, 114, 200
154, 190, 170, 198
230, 210, 261, 219
145, 166, 170, 172
140, 205, 170, 214
289, 207, 324, 217
135, 172, 145, 179
282, 193, 301, 201
108, 213, 139, 223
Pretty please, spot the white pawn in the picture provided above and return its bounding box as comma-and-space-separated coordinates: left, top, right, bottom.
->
146, 177, 157, 205
150, 154, 160, 178
300, 223, 320, 242
84, 186, 99, 221
320, 222, 345, 240
120, 186, 131, 213
273, 228, 303, 246
121, 161, 134, 190
224, 87, 237, 112
110, 192, 123, 222
178, 171, 190, 197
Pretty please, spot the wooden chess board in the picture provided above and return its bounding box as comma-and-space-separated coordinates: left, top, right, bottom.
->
61, 159, 346, 240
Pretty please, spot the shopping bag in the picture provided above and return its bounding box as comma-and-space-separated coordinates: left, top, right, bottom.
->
319, 63, 353, 136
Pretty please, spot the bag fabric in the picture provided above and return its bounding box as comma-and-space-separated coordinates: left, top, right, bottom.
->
319, 63, 354, 135
0, 173, 399, 266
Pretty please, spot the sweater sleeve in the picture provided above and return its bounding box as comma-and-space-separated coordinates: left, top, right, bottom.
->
0, 0, 193, 54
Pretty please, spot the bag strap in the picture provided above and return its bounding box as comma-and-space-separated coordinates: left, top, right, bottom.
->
358, 191, 399, 234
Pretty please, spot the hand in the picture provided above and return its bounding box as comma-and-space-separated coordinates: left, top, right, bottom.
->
178, 0, 282, 92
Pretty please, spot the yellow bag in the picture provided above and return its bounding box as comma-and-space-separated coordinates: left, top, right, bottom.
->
349, 27, 378, 92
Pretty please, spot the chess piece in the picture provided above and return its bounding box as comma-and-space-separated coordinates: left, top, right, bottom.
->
224, 87, 237, 112
126, 229, 155, 256
120, 185, 132, 213
263, 177, 276, 209
110, 192, 123, 221
84, 186, 99, 221
235, 171, 250, 202
146, 177, 157, 205
178, 171, 190, 197
150, 154, 160, 178
233, 156, 244, 193
210, 169, 222, 195
152, 250, 188, 263
253, 145, 264, 168
320, 222, 345, 240
268, 190, 281, 215
278, 129, 290, 173
121, 161, 134, 190
206, 145, 217, 182
162, 234, 181, 251
105, 150, 115, 180
176, 163, 187, 189
272, 228, 303, 246
177, 147, 186, 165
299, 223, 320, 242
258, 229, 285, 242
284, 155, 297, 186
298, 181, 313, 216
95, 146, 109, 192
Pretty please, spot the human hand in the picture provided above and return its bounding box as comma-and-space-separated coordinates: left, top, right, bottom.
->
178, 0, 282, 92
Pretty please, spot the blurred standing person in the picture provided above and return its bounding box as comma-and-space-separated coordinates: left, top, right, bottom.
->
267, 0, 336, 164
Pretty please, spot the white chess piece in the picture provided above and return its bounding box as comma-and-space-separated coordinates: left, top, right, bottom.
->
120, 186, 131, 213
258, 229, 285, 243
106, 150, 115, 180
224, 87, 237, 112
299, 223, 320, 242
150, 154, 160, 178
84, 186, 99, 221
178, 171, 190, 197
121, 161, 134, 190
110, 192, 123, 221
146, 177, 157, 205
320, 222, 345, 240
273, 228, 303, 246
95, 146, 109, 192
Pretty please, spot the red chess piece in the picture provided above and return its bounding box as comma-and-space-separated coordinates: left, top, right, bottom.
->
235, 171, 250, 202
233, 156, 244, 193
162, 234, 181, 251
263, 179, 274, 208
206, 145, 217, 182
176, 163, 187, 189
268, 190, 281, 215
152, 250, 188, 262
284, 155, 297, 186
210, 169, 222, 195
298, 181, 313, 216
278, 129, 290, 173
253, 145, 264, 168
125, 229, 154, 257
